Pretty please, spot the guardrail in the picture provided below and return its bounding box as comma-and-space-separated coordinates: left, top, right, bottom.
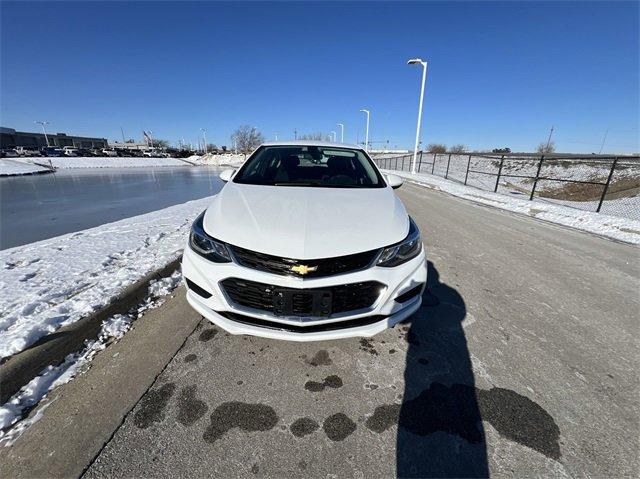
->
373, 153, 640, 221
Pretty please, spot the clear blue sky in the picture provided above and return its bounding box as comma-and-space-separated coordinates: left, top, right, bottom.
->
1, 1, 638, 153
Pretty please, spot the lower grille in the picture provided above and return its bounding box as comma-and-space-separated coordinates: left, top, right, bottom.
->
220, 278, 384, 317
216, 311, 388, 333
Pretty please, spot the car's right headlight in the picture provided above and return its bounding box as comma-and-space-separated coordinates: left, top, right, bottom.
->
189, 212, 232, 263
376, 217, 422, 267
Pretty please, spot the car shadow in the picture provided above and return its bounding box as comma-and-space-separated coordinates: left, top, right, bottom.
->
396, 260, 489, 478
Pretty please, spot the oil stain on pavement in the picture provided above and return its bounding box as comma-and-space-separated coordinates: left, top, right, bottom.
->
290, 417, 320, 437
202, 402, 278, 443
176, 385, 208, 426
304, 350, 332, 366
133, 382, 176, 429
304, 375, 343, 392
323, 413, 357, 441
198, 328, 218, 342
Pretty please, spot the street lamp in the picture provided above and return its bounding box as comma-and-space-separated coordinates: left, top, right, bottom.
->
359, 109, 370, 151
275, 132, 278, 141
201, 128, 207, 154
330, 131, 337, 142
337, 123, 344, 143
35, 120, 50, 147
407, 58, 428, 174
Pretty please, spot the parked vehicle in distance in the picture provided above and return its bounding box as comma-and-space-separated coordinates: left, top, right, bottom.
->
101, 149, 118, 157
75, 148, 93, 157
61, 146, 79, 157
40, 147, 63, 157
15, 146, 41, 157
182, 141, 427, 341
128, 149, 144, 157
89, 149, 103, 156
0, 148, 20, 158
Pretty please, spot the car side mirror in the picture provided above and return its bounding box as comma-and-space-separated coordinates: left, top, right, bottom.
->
386, 174, 403, 189
219, 168, 236, 182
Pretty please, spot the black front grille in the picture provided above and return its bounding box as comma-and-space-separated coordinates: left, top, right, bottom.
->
228, 245, 379, 278
220, 278, 384, 317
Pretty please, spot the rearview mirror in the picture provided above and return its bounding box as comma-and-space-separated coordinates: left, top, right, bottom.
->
386, 174, 403, 189
219, 169, 236, 182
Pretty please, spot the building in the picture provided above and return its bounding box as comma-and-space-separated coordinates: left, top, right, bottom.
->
0, 127, 108, 149
108, 141, 151, 151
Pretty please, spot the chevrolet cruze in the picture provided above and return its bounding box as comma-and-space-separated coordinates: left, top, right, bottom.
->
182, 141, 427, 341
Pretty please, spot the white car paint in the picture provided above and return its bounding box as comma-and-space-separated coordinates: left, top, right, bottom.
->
182, 141, 427, 341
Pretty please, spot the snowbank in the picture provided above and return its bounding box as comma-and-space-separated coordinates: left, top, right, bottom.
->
0, 196, 213, 360
385, 170, 640, 245
0, 271, 182, 445
23, 156, 190, 169
193, 153, 245, 167
0, 159, 50, 176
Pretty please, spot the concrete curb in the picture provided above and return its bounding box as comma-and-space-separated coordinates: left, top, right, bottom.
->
0, 257, 182, 404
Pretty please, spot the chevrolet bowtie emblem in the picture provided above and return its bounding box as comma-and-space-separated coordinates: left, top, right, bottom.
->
290, 264, 318, 275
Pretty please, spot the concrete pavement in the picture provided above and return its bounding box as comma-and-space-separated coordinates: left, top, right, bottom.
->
2, 183, 638, 477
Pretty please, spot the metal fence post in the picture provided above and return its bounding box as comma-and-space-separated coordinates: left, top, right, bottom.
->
464, 154, 472, 185
597, 157, 618, 212
445, 153, 451, 179
418, 151, 423, 173
395, 157, 398, 170
401, 156, 405, 171
494, 155, 505, 192
529, 156, 545, 200
431, 153, 436, 174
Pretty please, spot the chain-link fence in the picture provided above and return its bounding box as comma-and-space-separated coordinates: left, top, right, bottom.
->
372, 152, 640, 221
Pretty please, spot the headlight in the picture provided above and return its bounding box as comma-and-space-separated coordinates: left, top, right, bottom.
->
189, 212, 232, 263
377, 217, 422, 267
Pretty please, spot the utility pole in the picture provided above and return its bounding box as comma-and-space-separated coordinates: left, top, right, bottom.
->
337, 123, 344, 142
407, 58, 428, 174
294, 129, 298, 140
275, 132, 278, 141
545, 125, 555, 151
120, 127, 126, 143
35, 121, 50, 147
360, 109, 370, 151
598, 129, 608, 154
330, 131, 337, 142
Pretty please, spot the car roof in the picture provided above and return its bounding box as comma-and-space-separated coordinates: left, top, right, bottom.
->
260, 140, 364, 150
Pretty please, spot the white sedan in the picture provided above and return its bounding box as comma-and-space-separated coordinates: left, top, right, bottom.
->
182, 141, 427, 341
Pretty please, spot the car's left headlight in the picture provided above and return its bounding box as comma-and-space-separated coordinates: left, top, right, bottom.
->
189, 211, 232, 263
376, 217, 422, 267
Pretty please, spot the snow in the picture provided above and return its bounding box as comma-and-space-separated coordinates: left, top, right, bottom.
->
192, 153, 245, 167
0, 159, 50, 176
0, 270, 183, 445
0, 196, 212, 360
23, 156, 190, 169
385, 169, 640, 245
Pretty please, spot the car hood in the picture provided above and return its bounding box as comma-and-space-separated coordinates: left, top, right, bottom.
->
203, 182, 409, 259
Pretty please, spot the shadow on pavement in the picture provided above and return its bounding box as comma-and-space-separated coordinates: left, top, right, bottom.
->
396, 260, 489, 478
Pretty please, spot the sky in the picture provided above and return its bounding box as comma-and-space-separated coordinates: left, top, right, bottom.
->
1, 1, 638, 153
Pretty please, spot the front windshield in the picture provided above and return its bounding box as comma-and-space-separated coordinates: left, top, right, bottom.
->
233, 145, 386, 188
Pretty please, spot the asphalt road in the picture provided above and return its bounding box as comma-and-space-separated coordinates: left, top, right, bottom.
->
4, 183, 639, 477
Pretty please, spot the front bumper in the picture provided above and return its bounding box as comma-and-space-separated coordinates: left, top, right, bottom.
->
181, 244, 427, 341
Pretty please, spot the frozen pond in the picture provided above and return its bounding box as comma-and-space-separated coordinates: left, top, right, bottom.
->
0, 167, 225, 249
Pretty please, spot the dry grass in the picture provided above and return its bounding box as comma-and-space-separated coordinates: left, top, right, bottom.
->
537, 177, 640, 202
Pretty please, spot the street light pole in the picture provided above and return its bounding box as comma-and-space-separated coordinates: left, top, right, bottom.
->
330, 131, 337, 142
337, 123, 344, 143
359, 109, 370, 151
35, 121, 50, 147
275, 132, 278, 141
201, 128, 207, 154
407, 58, 428, 175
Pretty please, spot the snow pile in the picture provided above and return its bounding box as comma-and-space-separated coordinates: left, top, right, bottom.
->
23, 156, 190, 169
0, 197, 213, 360
385, 170, 640, 245
0, 159, 50, 176
0, 271, 183, 445
194, 153, 245, 167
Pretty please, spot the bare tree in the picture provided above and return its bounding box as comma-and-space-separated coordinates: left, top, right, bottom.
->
206, 143, 218, 153
426, 143, 447, 153
299, 132, 325, 141
449, 144, 467, 153
537, 141, 556, 154
231, 125, 265, 153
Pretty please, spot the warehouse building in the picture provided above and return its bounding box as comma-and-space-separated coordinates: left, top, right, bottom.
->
0, 127, 108, 149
